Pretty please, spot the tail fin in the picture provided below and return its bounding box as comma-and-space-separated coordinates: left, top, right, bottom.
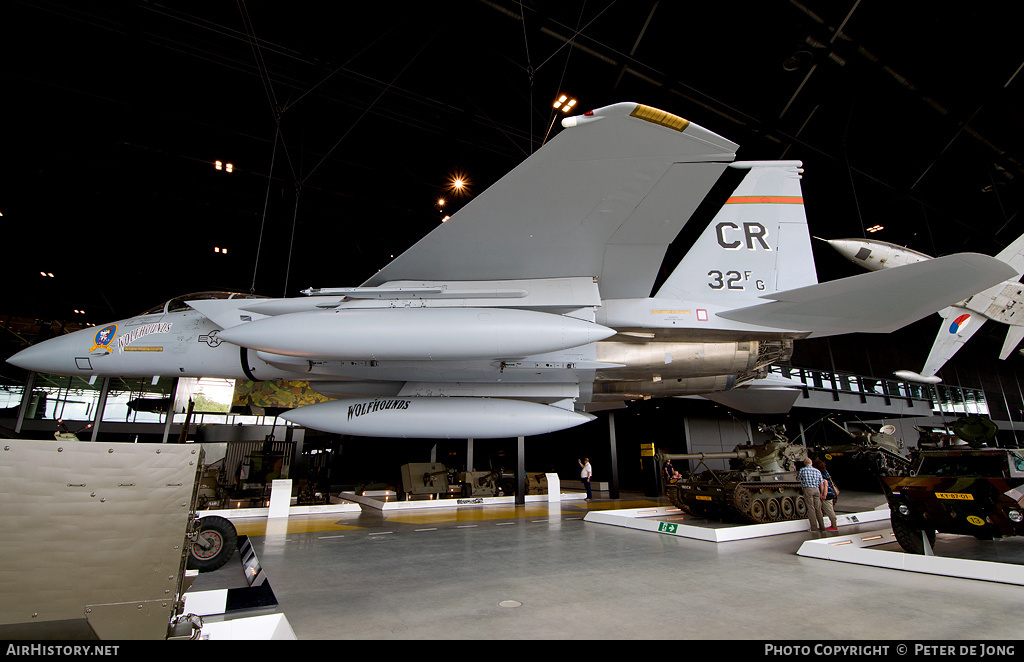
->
655, 161, 816, 302
921, 306, 985, 376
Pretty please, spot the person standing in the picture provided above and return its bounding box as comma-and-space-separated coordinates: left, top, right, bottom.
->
814, 459, 839, 531
797, 457, 826, 532
578, 457, 593, 500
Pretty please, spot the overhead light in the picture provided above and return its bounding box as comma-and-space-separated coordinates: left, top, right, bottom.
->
867, 225, 884, 233
553, 95, 577, 113
447, 171, 470, 197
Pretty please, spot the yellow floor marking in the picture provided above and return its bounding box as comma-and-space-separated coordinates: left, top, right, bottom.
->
381, 505, 553, 525
227, 499, 665, 535
232, 519, 365, 537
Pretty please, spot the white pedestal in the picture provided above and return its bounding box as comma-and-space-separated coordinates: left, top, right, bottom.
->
268, 479, 292, 519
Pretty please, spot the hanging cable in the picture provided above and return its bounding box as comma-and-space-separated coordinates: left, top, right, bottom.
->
302, 32, 436, 184
249, 123, 280, 295
519, 0, 534, 153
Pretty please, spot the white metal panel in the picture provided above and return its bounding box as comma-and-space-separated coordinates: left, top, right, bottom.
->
0, 439, 201, 638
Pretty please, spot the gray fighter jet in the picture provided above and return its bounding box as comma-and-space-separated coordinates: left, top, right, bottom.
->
826, 235, 1024, 383
7, 103, 1015, 438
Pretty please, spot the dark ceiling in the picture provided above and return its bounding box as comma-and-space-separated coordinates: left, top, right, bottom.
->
3, 1, 1024, 377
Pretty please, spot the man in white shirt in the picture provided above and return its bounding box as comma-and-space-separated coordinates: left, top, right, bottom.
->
578, 457, 593, 500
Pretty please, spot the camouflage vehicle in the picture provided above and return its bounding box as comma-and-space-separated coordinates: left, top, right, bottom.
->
660, 425, 810, 524
881, 448, 1024, 554
810, 420, 910, 490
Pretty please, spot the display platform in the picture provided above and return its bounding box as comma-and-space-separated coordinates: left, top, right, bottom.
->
798, 528, 1024, 585
583, 504, 890, 542
201, 474, 583, 518
340, 489, 586, 512
183, 535, 297, 640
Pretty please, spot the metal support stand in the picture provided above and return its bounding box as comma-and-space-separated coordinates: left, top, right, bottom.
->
608, 412, 620, 499
161, 378, 180, 443
466, 438, 474, 471
515, 435, 525, 506
14, 371, 36, 435
922, 530, 935, 556
89, 377, 110, 441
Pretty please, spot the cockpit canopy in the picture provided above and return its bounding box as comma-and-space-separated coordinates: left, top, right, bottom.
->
139, 291, 270, 316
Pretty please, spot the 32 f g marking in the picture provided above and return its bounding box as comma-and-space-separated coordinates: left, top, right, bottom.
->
708, 270, 766, 291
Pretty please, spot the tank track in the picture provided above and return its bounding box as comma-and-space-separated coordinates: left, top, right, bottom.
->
666, 481, 808, 524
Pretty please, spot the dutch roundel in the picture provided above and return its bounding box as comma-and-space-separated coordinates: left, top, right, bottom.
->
948, 314, 971, 334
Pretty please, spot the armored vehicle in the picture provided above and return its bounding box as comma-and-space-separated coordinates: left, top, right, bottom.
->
660, 426, 810, 523
881, 447, 1024, 554
810, 420, 910, 490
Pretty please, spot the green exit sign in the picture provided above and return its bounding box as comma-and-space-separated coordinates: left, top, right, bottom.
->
658, 522, 678, 534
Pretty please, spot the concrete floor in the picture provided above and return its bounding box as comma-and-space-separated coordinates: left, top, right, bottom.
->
189, 489, 1024, 640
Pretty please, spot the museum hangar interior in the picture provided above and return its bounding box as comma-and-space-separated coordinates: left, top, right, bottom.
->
2, 1, 1024, 641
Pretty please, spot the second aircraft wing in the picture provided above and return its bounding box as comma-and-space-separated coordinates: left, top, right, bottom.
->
717, 254, 1017, 336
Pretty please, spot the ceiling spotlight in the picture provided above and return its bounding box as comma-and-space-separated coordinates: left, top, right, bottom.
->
554, 95, 577, 113
447, 171, 471, 197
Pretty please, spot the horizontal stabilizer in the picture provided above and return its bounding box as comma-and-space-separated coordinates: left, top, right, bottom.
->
718, 254, 1017, 336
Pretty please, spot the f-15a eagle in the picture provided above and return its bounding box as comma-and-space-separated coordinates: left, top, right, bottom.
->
825, 235, 1024, 383
8, 103, 1015, 438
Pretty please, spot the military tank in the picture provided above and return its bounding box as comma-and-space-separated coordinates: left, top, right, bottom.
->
809, 419, 910, 489
659, 425, 810, 524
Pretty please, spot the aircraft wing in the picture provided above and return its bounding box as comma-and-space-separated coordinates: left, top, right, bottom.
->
919, 306, 986, 377
362, 103, 739, 299
717, 253, 1016, 336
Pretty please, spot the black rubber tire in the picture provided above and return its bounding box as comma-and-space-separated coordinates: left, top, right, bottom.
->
891, 516, 936, 555
187, 515, 238, 573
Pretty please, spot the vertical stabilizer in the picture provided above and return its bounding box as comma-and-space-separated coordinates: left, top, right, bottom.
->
656, 161, 815, 303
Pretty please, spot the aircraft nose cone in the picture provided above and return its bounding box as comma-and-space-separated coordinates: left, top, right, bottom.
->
7, 335, 79, 374
7, 342, 56, 372
824, 238, 863, 260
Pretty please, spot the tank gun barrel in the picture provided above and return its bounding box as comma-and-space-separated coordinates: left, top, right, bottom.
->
824, 417, 856, 438
657, 450, 757, 462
